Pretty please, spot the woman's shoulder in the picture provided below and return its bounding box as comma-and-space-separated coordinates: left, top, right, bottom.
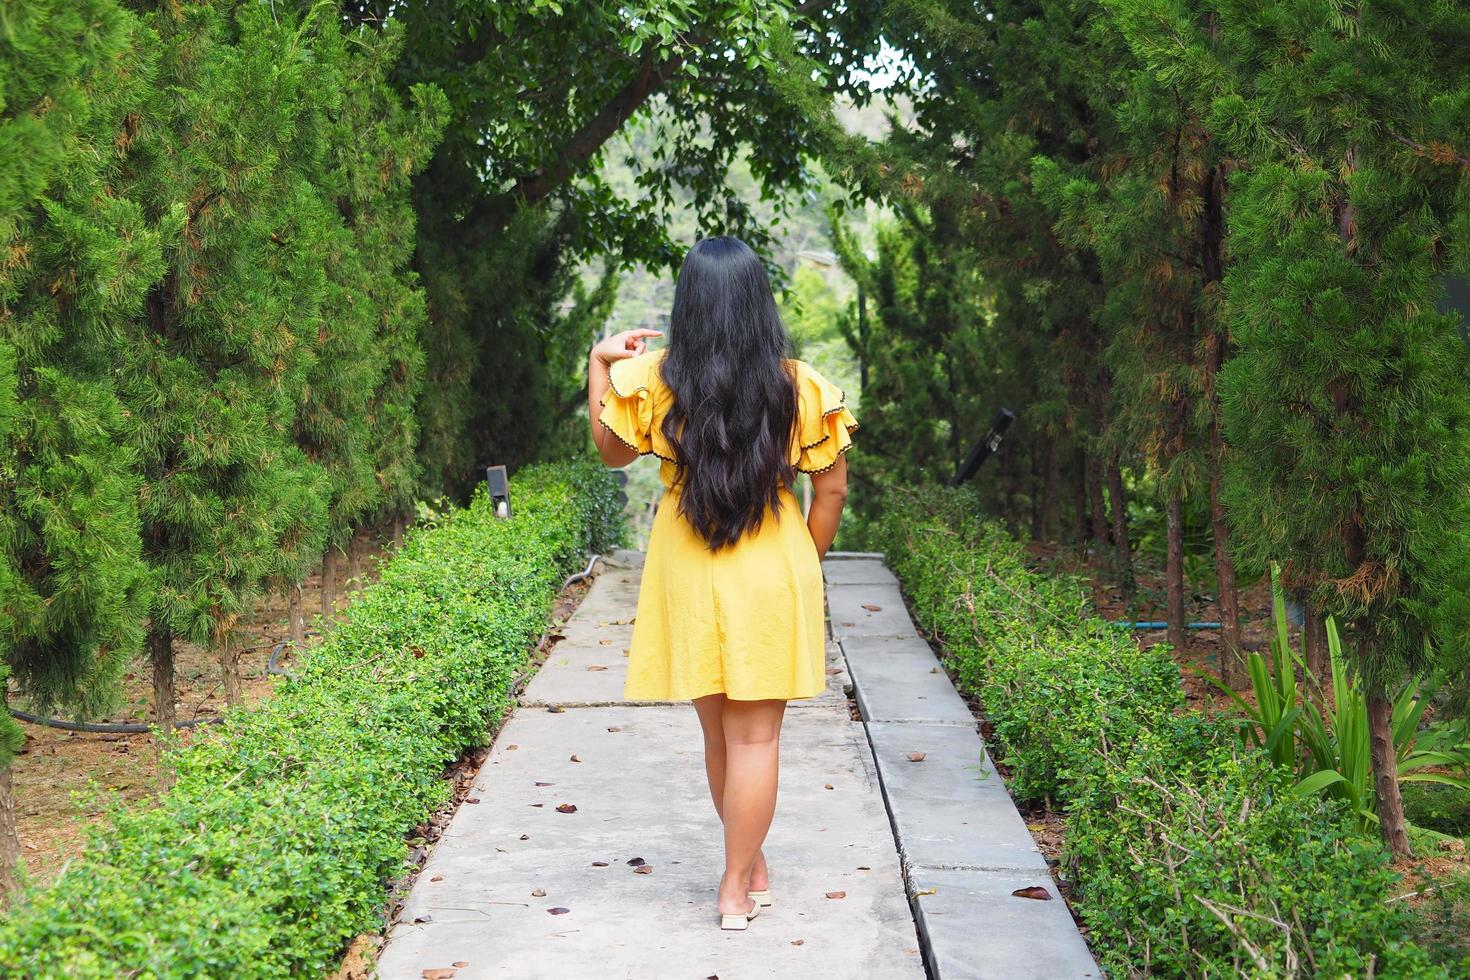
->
785, 358, 845, 404
607, 347, 668, 397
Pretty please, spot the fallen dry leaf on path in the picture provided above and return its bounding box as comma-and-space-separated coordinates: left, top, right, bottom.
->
591, 861, 608, 867
453, 964, 468, 970
547, 907, 570, 915
825, 891, 846, 899
429, 875, 443, 882
791, 939, 805, 946
570, 754, 581, 762
535, 781, 554, 786
824, 783, 834, 790
532, 888, 546, 897
634, 865, 654, 874
627, 856, 646, 867
587, 665, 607, 671
914, 887, 937, 897
906, 752, 926, 762
1012, 885, 1052, 900
421, 969, 455, 979
861, 604, 882, 611
556, 803, 577, 813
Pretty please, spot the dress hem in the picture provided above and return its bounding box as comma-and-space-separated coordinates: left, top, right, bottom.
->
624, 685, 825, 703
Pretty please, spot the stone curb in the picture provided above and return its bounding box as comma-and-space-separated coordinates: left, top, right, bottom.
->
825, 555, 1101, 980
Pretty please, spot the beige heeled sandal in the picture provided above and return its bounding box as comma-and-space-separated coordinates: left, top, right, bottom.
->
720, 900, 760, 931
747, 889, 772, 907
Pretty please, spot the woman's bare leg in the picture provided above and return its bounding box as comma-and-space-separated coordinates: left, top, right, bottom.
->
716, 697, 786, 915
693, 694, 770, 892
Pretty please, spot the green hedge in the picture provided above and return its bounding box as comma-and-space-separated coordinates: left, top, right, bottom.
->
0, 461, 625, 977
874, 485, 1440, 978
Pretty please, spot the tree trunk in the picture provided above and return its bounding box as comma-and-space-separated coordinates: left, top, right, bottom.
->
1206, 413, 1241, 686
1042, 441, 1060, 540
1086, 451, 1109, 554
1367, 685, 1412, 858
1030, 445, 1046, 541
288, 581, 305, 645
1166, 490, 1187, 651
220, 627, 242, 707
149, 624, 176, 736
0, 766, 19, 908
1105, 458, 1134, 593
347, 533, 364, 593
392, 513, 405, 548
1200, 162, 1240, 688
320, 547, 338, 626
1071, 446, 1089, 546
1303, 606, 1330, 690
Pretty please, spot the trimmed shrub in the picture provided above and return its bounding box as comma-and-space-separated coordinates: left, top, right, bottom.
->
0, 460, 625, 977
873, 486, 1182, 803
874, 485, 1440, 977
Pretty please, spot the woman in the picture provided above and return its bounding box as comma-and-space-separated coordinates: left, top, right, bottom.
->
585, 236, 857, 932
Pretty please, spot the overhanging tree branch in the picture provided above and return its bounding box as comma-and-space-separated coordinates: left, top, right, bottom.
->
464, 0, 840, 232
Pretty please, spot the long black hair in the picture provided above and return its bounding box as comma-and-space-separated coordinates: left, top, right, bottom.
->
659, 237, 798, 551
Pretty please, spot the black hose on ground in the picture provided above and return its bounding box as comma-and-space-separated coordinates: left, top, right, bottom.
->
7, 708, 221, 734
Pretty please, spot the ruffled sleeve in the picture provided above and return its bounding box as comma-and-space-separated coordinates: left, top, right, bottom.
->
597, 352, 659, 455
792, 360, 859, 474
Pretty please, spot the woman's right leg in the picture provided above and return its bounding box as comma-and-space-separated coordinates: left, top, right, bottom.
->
716, 697, 786, 916
692, 694, 770, 892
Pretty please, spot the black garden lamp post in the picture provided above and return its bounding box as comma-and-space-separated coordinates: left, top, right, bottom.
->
485, 464, 512, 519
951, 408, 1017, 487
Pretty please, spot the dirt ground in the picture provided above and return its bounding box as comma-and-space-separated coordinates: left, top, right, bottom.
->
10, 529, 395, 888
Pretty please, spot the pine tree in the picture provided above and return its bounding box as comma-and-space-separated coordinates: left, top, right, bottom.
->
875, 0, 1120, 556
0, 0, 159, 895
1033, 5, 1243, 665
116, 1, 340, 725
300, 18, 446, 626
1127, 0, 1470, 855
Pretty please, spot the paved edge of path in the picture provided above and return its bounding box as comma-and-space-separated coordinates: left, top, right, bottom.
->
825, 553, 1102, 980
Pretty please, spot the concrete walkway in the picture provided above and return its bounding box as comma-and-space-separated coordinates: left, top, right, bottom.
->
376, 550, 924, 979
376, 549, 1099, 979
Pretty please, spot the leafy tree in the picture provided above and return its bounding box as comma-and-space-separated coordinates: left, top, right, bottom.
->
1117, 0, 1470, 855
342, 0, 885, 492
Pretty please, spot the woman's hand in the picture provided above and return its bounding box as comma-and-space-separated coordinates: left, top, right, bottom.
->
591, 329, 663, 365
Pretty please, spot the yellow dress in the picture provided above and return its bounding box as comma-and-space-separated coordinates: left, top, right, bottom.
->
598, 347, 858, 702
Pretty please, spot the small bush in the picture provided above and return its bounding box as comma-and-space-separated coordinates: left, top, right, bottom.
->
0, 460, 625, 977
1403, 783, 1470, 839
1068, 715, 1437, 977
874, 484, 1440, 977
